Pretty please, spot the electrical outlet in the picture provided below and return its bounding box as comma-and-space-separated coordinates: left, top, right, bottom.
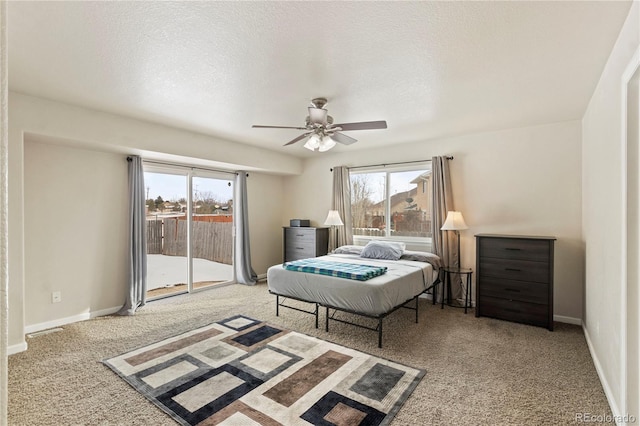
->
52, 291, 62, 303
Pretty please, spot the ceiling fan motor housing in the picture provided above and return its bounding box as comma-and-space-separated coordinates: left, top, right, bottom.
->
310, 97, 328, 109
306, 115, 333, 127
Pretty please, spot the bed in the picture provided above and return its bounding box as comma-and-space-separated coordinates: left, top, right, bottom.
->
266, 243, 441, 347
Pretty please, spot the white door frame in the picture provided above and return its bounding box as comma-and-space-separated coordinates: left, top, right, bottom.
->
621, 45, 640, 423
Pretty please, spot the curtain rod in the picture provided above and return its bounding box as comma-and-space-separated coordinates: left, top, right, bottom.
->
330, 156, 453, 172
130, 157, 245, 176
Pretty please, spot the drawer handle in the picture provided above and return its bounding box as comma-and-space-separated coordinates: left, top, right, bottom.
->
504, 248, 521, 251
504, 308, 520, 313
296, 234, 304, 237
505, 288, 521, 293
296, 247, 304, 250
505, 268, 521, 272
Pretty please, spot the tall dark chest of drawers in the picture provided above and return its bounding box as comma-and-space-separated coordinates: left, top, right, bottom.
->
283, 227, 329, 262
475, 234, 555, 331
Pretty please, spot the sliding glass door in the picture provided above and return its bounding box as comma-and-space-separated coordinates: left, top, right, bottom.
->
191, 174, 234, 290
144, 166, 234, 300
145, 171, 189, 299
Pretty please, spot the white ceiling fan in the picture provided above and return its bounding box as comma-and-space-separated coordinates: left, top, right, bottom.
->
252, 98, 387, 152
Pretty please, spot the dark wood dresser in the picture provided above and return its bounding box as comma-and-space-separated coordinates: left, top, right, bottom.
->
475, 234, 555, 330
283, 227, 329, 262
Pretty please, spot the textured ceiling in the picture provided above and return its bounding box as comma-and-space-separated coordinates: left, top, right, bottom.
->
8, 1, 632, 158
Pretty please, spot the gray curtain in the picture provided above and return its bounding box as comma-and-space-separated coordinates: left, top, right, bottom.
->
234, 172, 257, 285
330, 166, 353, 251
430, 156, 461, 299
118, 156, 147, 315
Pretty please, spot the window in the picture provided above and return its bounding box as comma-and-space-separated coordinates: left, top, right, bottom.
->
350, 164, 432, 241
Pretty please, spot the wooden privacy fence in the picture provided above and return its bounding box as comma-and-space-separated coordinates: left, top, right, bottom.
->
146, 218, 233, 265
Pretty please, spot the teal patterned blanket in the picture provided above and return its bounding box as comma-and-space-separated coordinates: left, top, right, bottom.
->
284, 259, 387, 281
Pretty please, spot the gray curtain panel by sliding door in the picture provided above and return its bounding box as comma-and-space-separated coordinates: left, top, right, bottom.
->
331, 166, 353, 250
118, 156, 147, 315
234, 172, 257, 285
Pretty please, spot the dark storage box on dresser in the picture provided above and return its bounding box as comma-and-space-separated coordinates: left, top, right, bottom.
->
475, 234, 556, 330
283, 227, 329, 262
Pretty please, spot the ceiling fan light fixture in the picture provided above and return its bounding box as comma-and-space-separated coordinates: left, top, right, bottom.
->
318, 135, 336, 152
303, 133, 321, 151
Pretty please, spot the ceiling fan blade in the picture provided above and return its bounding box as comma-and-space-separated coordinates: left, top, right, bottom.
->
308, 107, 328, 124
333, 120, 388, 131
284, 132, 313, 146
331, 132, 358, 145
252, 125, 308, 130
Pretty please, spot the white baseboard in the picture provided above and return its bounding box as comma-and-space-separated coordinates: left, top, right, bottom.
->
90, 306, 121, 318
257, 273, 267, 282
553, 315, 582, 325
583, 322, 623, 425
8, 341, 28, 355
24, 306, 121, 335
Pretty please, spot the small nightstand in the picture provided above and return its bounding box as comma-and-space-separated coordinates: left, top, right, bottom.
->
440, 267, 473, 314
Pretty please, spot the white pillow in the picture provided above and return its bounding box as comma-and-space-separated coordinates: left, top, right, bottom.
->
360, 240, 405, 261
332, 245, 364, 255
400, 250, 442, 268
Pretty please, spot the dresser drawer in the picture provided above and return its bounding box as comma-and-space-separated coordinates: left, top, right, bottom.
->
284, 228, 318, 243
479, 258, 550, 283
285, 238, 315, 251
479, 237, 551, 262
478, 277, 548, 304
478, 296, 549, 328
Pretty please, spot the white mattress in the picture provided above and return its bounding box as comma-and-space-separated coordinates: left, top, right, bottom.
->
266, 253, 437, 316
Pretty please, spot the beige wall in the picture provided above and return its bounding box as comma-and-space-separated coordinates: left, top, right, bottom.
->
285, 120, 583, 321
582, 1, 639, 419
9, 92, 293, 350
246, 172, 285, 275
24, 140, 129, 326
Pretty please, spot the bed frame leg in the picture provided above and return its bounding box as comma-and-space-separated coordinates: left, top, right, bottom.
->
325, 307, 329, 332
276, 295, 279, 317
315, 303, 319, 329
378, 318, 383, 348
415, 296, 419, 323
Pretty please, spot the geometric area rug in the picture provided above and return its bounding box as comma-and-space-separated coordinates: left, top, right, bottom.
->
103, 315, 425, 426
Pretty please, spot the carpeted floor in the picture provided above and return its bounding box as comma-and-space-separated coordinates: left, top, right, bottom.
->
9, 282, 611, 425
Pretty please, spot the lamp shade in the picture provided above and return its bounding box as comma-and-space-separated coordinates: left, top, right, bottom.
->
324, 210, 344, 226
440, 211, 468, 231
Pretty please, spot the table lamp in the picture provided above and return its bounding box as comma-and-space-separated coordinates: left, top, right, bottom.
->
440, 211, 468, 268
324, 210, 344, 251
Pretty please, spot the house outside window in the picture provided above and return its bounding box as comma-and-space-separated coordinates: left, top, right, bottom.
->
349, 163, 432, 247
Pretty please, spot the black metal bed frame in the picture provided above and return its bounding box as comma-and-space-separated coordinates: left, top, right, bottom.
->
271, 290, 424, 348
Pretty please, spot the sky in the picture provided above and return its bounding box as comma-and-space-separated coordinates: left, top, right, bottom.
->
145, 168, 427, 204
352, 169, 428, 203
144, 172, 234, 203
